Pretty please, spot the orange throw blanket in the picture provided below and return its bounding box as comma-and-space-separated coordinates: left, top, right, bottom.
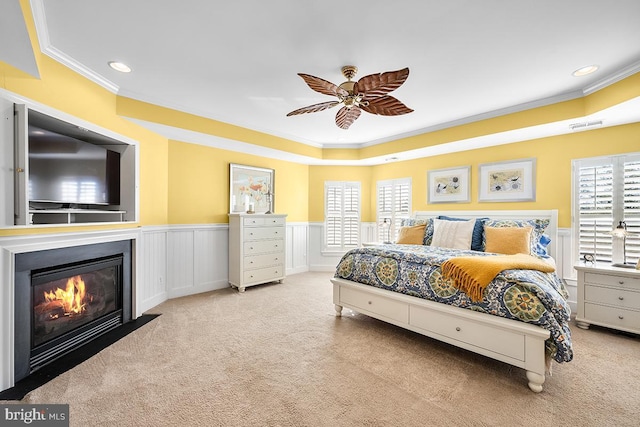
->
440, 254, 555, 302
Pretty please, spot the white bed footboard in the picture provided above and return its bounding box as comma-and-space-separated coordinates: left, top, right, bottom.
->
331, 277, 550, 392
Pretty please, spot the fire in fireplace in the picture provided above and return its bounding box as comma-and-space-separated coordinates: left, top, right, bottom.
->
31, 256, 122, 354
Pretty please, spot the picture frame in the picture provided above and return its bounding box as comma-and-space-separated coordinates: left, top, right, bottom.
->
478, 158, 536, 202
427, 166, 470, 204
229, 163, 274, 214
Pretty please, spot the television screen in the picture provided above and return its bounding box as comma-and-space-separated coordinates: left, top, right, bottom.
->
28, 125, 120, 206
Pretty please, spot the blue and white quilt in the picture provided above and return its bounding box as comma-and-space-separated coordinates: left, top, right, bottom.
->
335, 244, 573, 363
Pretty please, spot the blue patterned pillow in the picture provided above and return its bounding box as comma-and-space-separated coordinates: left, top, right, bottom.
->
437, 216, 488, 251
482, 218, 550, 256
401, 218, 434, 245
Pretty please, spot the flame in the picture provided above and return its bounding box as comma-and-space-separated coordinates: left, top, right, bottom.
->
44, 275, 87, 315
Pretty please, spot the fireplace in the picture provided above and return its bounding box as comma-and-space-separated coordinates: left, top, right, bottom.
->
14, 240, 132, 382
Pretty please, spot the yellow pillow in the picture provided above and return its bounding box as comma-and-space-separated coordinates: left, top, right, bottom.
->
396, 224, 426, 245
484, 226, 532, 255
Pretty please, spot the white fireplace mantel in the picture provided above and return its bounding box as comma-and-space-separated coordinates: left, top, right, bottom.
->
0, 228, 141, 392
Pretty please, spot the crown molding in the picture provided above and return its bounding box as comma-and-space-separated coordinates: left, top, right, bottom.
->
30, 0, 119, 94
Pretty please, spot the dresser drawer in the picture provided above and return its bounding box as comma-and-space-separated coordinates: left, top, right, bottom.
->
245, 253, 284, 269
243, 265, 284, 284
584, 303, 640, 332
410, 305, 525, 361
340, 287, 409, 323
584, 272, 640, 290
243, 216, 286, 227
243, 239, 284, 255
584, 285, 640, 310
244, 226, 284, 241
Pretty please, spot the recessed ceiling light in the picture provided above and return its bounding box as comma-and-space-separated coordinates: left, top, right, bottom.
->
108, 61, 132, 73
572, 65, 599, 77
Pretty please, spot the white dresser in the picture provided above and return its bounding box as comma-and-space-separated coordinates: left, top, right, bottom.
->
228, 213, 287, 292
574, 264, 640, 334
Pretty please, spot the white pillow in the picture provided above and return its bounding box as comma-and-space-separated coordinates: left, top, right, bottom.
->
431, 218, 475, 250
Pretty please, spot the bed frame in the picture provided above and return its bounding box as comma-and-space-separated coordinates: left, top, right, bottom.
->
331, 209, 558, 392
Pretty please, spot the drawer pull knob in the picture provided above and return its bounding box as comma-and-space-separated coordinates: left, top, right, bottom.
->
368, 301, 372, 305
250, 261, 253, 264
618, 315, 624, 320
619, 280, 624, 284
618, 296, 624, 301
455, 327, 461, 332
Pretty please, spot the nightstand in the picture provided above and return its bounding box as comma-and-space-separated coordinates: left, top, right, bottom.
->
574, 264, 640, 334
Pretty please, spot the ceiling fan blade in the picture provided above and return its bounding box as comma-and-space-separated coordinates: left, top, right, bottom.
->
286, 100, 340, 116
297, 73, 349, 97
354, 67, 410, 99
360, 96, 413, 116
335, 106, 361, 129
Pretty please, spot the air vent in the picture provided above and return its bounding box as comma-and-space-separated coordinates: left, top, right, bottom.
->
569, 120, 603, 131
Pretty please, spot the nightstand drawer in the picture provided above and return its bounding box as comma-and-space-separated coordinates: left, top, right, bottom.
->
584, 285, 640, 310
584, 272, 640, 290
584, 303, 640, 331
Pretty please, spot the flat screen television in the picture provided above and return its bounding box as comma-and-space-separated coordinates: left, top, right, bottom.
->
28, 124, 120, 207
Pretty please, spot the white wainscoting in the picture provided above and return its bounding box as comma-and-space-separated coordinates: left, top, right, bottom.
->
137, 222, 310, 313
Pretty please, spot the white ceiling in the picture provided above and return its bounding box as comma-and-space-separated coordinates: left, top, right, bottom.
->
4, 0, 640, 161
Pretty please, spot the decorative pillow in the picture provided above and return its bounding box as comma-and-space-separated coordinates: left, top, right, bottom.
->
484, 226, 532, 255
396, 224, 426, 244
438, 216, 489, 251
431, 218, 475, 250
401, 217, 434, 245
482, 218, 550, 256
535, 234, 551, 257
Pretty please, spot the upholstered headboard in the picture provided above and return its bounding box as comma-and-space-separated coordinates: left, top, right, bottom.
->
413, 209, 558, 259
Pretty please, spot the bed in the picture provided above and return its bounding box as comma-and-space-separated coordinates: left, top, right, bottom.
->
331, 209, 572, 392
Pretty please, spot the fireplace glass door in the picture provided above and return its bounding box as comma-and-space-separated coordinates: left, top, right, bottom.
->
31, 256, 123, 360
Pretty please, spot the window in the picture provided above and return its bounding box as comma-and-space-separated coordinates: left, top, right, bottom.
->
574, 153, 640, 266
377, 178, 412, 242
325, 181, 361, 250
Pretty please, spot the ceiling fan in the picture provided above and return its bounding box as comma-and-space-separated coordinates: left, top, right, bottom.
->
287, 65, 413, 129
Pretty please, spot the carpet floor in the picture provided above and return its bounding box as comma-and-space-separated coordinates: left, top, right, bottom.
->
3, 272, 639, 426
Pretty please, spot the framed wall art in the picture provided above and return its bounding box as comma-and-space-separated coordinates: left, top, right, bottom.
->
478, 158, 536, 202
229, 163, 274, 213
427, 166, 470, 203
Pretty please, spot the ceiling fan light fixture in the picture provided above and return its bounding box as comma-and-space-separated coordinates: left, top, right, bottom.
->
108, 61, 132, 73
572, 65, 598, 77
287, 65, 413, 129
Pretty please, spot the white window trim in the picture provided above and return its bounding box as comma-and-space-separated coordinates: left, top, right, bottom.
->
572, 152, 640, 270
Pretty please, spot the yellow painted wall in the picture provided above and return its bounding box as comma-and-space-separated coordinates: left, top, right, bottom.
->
365, 122, 640, 228
167, 140, 309, 223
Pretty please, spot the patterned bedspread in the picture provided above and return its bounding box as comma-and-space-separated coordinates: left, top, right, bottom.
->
334, 244, 573, 363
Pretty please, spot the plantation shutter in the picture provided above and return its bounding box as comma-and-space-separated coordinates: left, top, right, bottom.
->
377, 178, 411, 242
575, 154, 640, 266
577, 161, 614, 263
325, 182, 361, 250
623, 159, 640, 263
